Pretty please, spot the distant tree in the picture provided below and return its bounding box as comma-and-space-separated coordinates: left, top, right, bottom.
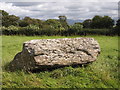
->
23, 17, 33, 25
0, 10, 20, 27
19, 17, 43, 27
115, 19, 120, 35
2, 15, 20, 27
75, 22, 83, 25
32, 19, 43, 27
19, 20, 29, 27
91, 15, 103, 28
45, 19, 59, 25
58, 16, 69, 30
91, 15, 114, 29
102, 16, 114, 28
44, 19, 66, 35
0, 10, 9, 16
58, 16, 67, 21
45, 19, 62, 29
83, 19, 92, 28
116, 19, 120, 27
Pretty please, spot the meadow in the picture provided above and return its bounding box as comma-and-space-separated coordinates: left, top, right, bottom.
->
1, 35, 119, 88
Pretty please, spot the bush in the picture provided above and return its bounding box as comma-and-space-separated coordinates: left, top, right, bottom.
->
19, 25, 40, 36
78, 29, 114, 36
2, 25, 19, 35
113, 26, 120, 35
1, 25, 118, 36
41, 25, 57, 36
68, 24, 83, 35
7, 25, 19, 31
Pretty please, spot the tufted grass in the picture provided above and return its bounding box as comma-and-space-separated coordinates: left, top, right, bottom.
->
1, 35, 119, 88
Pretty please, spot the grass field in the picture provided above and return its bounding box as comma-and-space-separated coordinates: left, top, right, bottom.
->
1, 35, 119, 88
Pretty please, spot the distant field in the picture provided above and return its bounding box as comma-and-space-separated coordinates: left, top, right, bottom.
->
1, 35, 119, 88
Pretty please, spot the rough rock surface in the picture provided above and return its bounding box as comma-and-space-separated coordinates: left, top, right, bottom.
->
9, 38, 100, 71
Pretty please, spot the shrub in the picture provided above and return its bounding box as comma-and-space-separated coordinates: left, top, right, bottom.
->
41, 25, 57, 36
2, 25, 19, 35
19, 25, 40, 36
0, 26, 6, 32
113, 26, 120, 35
1, 25, 117, 36
68, 24, 83, 35
78, 29, 114, 36
7, 25, 19, 31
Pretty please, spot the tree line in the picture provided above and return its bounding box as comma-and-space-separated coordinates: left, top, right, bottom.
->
0, 10, 119, 36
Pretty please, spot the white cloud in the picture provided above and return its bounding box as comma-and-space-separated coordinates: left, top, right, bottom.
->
0, 2, 32, 17
0, 1, 118, 20
2, 0, 119, 2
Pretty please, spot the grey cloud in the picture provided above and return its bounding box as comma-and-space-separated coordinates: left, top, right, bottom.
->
0, 1, 118, 20
11, 2, 43, 7
2, 0, 119, 2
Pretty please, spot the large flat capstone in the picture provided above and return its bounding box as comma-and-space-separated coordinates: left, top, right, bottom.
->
9, 38, 100, 71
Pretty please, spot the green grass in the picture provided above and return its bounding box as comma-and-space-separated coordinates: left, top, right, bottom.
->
1, 35, 119, 88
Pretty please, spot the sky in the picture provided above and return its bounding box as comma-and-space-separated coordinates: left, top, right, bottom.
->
0, 0, 119, 21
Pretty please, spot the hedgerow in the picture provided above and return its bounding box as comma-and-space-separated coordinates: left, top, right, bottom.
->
1, 25, 118, 36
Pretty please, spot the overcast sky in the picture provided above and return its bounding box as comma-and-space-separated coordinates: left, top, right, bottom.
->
0, 0, 119, 21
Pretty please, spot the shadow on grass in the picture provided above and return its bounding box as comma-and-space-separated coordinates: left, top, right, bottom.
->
31, 63, 90, 73
3, 61, 92, 73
